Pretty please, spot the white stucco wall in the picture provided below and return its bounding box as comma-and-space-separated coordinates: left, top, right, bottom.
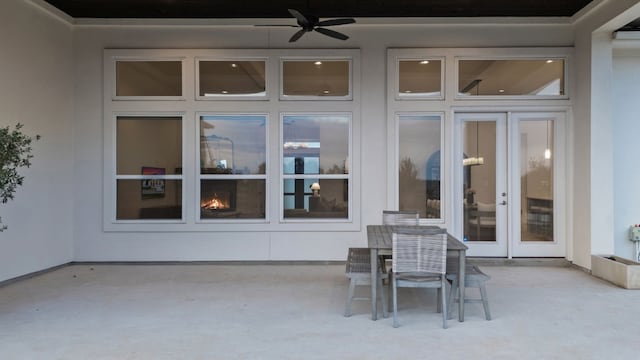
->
572, 0, 640, 268
613, 49, 640, 260
0, 0, 74, 282
71, 21, 576, 261
3, 0, 636, 272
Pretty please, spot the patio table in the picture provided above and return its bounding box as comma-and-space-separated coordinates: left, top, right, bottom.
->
367, 225, 468, 322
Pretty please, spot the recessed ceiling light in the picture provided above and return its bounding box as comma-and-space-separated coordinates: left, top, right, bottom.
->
322, 90, 330, 94
498, 89, 505, 93
419, 60, 430, 64
221, 90, 229, 94
231, 63, 237, 68
314, 61, 322, 65
546, 60, 554, 64
404, 90, 412, 93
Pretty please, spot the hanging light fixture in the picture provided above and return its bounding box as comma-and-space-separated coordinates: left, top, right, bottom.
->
463, 121, 485, 166
544, 120, 552, 160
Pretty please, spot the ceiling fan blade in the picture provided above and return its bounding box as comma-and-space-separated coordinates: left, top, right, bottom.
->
315, 27, 349, 41
289, 29, 307, 42
316, 18, 355, 27
288, 9, 311, 28
254, 24, 299, 27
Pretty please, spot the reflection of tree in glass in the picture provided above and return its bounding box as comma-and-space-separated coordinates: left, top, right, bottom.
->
398, 157, 424, 214
323, 164, 346, 174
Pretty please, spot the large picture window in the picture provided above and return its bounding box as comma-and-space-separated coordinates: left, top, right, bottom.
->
282, 114, 350, 220
105, 49, 359, 231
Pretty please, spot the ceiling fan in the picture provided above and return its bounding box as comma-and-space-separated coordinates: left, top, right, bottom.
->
256, 9, 355, 42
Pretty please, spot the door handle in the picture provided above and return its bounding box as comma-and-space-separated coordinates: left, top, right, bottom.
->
499, 201, 507, 205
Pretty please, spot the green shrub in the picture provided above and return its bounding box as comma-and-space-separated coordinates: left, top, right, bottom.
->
0, 123, 40, 231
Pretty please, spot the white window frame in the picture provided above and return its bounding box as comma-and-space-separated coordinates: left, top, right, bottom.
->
394, 112, 446, 223
279, 112, 353, 223
105, 111, 187, 228
196, 112, 269, 223
104, 48, 360, 232
454, 55, 570, 101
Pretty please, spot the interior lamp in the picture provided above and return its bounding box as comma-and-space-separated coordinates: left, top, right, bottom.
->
310, 182, 321, 197
544, 120, 552, 160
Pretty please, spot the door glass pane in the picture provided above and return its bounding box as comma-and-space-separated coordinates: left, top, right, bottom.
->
282, 60, 350, 97
463, 121, 497, 241
398, 60, 442, 98
116, 61, 182, 97
398, 115, 441, 218
520, 120, 554, 241
199, 60, 266, 97
458, 59, 564, 96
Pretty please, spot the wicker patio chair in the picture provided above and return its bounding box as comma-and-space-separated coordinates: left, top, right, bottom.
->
390, 227, 448, 328
344, 247, 388, 318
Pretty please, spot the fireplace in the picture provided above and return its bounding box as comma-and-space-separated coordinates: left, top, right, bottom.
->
200, 180, 237, 218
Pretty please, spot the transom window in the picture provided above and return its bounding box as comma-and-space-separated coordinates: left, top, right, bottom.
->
457, 58, 566, 98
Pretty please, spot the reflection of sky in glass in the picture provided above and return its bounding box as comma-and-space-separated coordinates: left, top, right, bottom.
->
399, 115, 441, 180
283, 115, 349, 173
200, 115, 266, 174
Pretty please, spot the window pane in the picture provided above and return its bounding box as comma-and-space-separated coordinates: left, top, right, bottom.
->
283, 179, 348, 219
283, 115, 349, 174
458, 59, 564, 96
398, 115, 441, 218
117, 116, 182, 175
282, 60, 350, 97
116, 61, 182, 97
520, 120, 554, 241
200, 115, 266, 175
117, 180, 182, 220
200, 179, 265, 219
398, 60, 442, 98
199, 60, 266, 96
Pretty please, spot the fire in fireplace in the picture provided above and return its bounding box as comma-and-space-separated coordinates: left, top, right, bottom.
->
201, 192, 231, 210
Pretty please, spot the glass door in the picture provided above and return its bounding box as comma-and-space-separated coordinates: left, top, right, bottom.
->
509, 112, 565, 257
455, 112, 565, 258
456, 113, 508, 257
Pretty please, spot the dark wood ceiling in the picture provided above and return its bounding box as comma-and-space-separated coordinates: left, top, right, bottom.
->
43, 0, 595, 19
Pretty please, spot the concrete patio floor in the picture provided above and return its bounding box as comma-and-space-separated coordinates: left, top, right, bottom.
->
1, 263, 639, 359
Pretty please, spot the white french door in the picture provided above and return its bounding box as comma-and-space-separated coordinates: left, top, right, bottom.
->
455, 112, 565, 258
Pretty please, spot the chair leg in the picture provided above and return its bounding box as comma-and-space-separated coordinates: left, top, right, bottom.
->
479, 283, 492, 320
441, 277, 448, 329
344, 278, 356, 317
436, 288, 442, 313
392, 276, 399, 328
447, 278, 458, 320
378, 276, 388, 318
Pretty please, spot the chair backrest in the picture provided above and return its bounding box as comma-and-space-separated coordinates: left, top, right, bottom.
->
383, 210, 419, 225
392, 228, 447, 274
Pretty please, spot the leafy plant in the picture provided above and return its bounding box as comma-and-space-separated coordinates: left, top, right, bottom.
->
0, 123, 40, 231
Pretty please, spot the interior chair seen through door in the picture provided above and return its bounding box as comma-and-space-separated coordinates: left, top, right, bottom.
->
390, 227, 448, 328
